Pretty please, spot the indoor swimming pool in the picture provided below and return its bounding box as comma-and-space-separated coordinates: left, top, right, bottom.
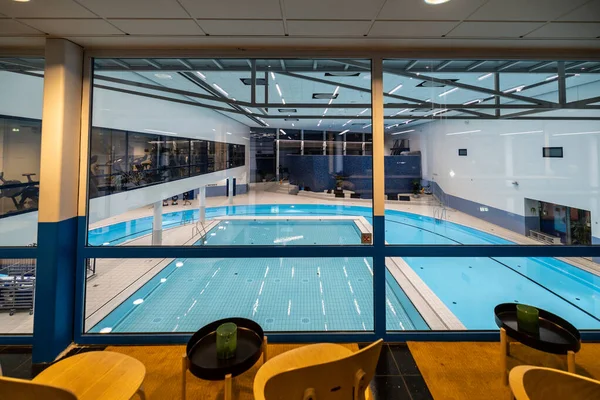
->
88, 204, 600, 332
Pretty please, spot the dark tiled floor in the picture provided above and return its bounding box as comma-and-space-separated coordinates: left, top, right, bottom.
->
363, 343, 434, 400
1, 343, 433, 399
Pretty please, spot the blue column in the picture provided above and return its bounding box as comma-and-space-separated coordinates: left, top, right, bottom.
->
33, 39, 83, 363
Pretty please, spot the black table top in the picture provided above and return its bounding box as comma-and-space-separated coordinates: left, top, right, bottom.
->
494, 303, 581, 355
186, 317, 264, 381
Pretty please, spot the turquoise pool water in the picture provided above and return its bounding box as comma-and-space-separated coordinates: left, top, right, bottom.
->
88, 204, 600, 331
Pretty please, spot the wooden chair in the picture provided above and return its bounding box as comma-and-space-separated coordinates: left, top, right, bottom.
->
0, 351, 146, 400
509, 366, 600, 400
254, 339, 383, 400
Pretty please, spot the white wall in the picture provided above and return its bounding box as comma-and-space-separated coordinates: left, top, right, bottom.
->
407, 116, 600, 238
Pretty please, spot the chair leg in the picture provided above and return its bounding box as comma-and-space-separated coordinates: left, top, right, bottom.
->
567, 351, 576, 373
263, 336, 268, 363
224, 373, 232, 400
136, 385, 146, 400
182, 354, 187, 400
501, 328, 509, 385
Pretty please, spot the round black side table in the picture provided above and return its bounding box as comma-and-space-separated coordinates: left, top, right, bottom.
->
182, 317, 267, 400
494, 303, 581, 385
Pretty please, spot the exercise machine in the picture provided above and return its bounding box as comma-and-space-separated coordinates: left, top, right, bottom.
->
0, 172, 39, 212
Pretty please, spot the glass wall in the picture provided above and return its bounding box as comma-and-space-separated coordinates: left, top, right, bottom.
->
386, 256, 600, 331
0, 58, 44, 248
382, 59, 600, 248
0, 258, 36, 334
87, 58, 373, 249
84, 257, 375, 334
89, 128, 244, 198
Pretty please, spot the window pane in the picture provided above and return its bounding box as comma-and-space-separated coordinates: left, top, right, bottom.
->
0, 58, 44, 247
0, 258, 36, 334
85, 257, 374, 334
383, 59, 600, 247
387, 256, 600, 332
88, 58, 373, 246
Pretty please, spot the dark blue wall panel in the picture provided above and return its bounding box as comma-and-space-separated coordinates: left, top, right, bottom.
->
285, 155, 421, 198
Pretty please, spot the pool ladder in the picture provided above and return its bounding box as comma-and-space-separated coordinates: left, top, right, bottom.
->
433, 206, 447, 223
192, 221, 209, 242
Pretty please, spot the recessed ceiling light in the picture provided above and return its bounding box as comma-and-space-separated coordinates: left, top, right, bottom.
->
424, 0, 451, 4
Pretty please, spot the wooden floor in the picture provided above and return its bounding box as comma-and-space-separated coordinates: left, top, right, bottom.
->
408, 341, 600, 400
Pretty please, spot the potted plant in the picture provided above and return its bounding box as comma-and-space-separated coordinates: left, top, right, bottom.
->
412, 179, 421, 198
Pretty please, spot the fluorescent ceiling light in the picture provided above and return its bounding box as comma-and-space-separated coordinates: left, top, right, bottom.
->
553, 131, 600, 137
439, 87, 459, 97
545, 75, 558, 81
478, 73, 493, 81
12, 0, 31, 2
144, 128, 178, 135
463, 99, 482, 105
424, 98, 431, 103
363, 124, 372, 129
280, 129, 288, 135
389, 83, 403, 94
391, 129, 415, 136
282, 98, 286, 104
333, 86, 340, 96
424, 0, 451, 4
446, 129, 481, 136
270, 72, 275, 80
212, 83, 229, 97
276, 83, 282, 97
195, 71, 206, 80
433, 109, 448, 116
323, 108, 328, 115
318, 120, 322, 126
339, 129, 350, 135
154, 73, 172, 79
343, 120, 353, 126
226, 132, 232, 135
504, 85, 525, 93
392, 108, 410, 116
500, 130, 544, 136
243, 107, 253, 113
359, 108, 369, 115
403, 119, 415, 124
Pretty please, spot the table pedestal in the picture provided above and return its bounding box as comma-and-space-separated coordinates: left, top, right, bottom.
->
182, 336, 268, 400
500, 328, 576, 385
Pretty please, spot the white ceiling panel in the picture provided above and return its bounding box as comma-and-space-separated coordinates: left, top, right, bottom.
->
448, 22, 543, 38
468, 0, 588, 21
178, 0, 282, 19
284, 0, 385, 20
369, 21, 458, 37
526, 23, 600, 38
379, 0, 486, 21
0, 0, 96, 18
0, 19, 44, 35
559, 0, 600, 22
76, 0, 190, 18
199, 20, 284, 36
287, 20, 371, 36
20, 19, 124, 36
109, 19, 204, 35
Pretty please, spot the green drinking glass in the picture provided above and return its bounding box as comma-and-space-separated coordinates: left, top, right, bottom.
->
517, 304, 539, 334
216, 322, 237, 360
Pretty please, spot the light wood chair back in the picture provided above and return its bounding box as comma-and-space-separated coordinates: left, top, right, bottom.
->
264, 339, 383, 400
0, 375, 77, 400
510, 366, 600, 400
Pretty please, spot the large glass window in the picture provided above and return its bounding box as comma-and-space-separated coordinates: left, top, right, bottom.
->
84, 257, 374, 334
0, 59, 44, 248
382, 59, 600, 248
87, 58, 373, 248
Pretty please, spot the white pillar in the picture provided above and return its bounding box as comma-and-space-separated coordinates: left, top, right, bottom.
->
152, 200, 163, 245
276, 139, 280, 181
198, 186, 206, 222
228, 177, 234, 204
